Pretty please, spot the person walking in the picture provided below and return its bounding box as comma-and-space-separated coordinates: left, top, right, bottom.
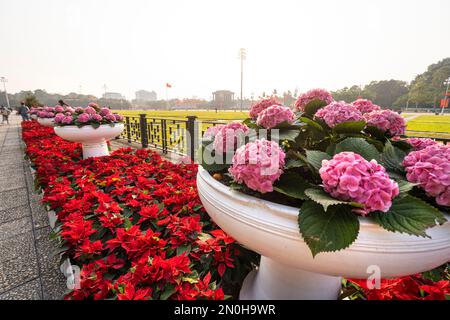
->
1, 105, 11, 124
18, 102, 30, 121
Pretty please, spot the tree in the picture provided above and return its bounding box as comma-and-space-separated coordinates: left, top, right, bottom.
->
364, 80, 408, 108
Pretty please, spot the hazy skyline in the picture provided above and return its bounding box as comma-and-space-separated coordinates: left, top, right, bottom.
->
1, 0, 449, 100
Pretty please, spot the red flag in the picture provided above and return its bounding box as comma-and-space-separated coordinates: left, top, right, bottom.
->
166, 83, 172, 88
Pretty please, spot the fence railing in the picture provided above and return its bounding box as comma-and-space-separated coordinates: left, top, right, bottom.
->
117, 115, 450, 159
118, 114, 226, 160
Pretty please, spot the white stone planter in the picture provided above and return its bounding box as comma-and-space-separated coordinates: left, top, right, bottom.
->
54, 123, 124, 159
30, 114, 38, 120
197, 167, 450, 300
37, 117, 55, 127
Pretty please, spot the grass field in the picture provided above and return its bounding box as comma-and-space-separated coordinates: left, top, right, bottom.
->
115, 109, 248, 121
403, 114, 450, 139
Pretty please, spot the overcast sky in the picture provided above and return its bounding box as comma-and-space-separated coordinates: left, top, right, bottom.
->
1, 0, 449, 100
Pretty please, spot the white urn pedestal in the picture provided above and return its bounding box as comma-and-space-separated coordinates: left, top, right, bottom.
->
196, 167, 450, 300
54, 124, 124, 159
37, 117, 55, 127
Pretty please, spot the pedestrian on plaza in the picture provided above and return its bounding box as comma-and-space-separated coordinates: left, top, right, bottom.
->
1, 105, 11, 124
18, 102, 30, 121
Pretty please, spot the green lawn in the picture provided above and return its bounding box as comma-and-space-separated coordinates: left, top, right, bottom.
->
405, 115, 450, 138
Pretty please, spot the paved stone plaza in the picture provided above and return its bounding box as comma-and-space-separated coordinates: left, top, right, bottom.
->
0, 115, 67, 300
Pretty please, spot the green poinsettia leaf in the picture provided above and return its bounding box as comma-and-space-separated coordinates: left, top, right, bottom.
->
305, 150, 331, 171
304, 99, 328, 116
273, 174, 311, 200
372, 195, 447, 238
334, 137, 380, 162
380, 140, 406, 173
298, 200, 360, 257
304, 188, 364, 211
333, 121, 366, 134
160, 284, 177, 300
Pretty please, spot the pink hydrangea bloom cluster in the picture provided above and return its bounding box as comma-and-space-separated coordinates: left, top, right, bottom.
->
402, 144, 450, 206
203, 124, 225, 139
229, 139, 285, 193
213, 122, 249, 153
256, 105, 296, 129
249, 97, 282, 119
36, 106, 57, 118
53, 103, 124, 126
364, 109, 406, 137
351, 99, 381, 114
406, 137, 439, 151
319, 152, 399, 214
294, 88, 334, 112
314, 101, 363, 128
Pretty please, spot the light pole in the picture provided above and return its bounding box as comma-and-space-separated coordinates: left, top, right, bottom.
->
0, 77, 11, 109
239, 48, 246, 112
441, 77, 450, 115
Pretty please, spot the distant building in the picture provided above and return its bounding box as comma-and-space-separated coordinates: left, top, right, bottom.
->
212, 90, 234, 108
103, 92, 125, 100
135, 90, 157, 102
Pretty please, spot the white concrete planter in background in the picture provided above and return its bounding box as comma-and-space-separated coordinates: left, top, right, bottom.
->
30, 114, 38, 120
37, 117, 55, 127
197, 167, 450, 300
54, 123, 124, 159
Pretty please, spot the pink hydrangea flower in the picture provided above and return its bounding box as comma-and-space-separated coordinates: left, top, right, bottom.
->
352, 99, 381, 114
54, 113, 65, 123
213, 122, 249, 154
91, 114, 103, 122
203, 124, 225, 139
99, 108, 111, 116
364, 109, 406, 136
62, 116, 73, 125
75, 107, 84, 113
314, 101, 363, 128
114, 114, 124, 122
229, 139, 285, 193
54, 105, 65, 113
402, 144, 450, 206
84, 106, 97, 115
249, 97, 282, 119
256, 105, 296, 129
65, 106, 75, 114
77, 113, 91, 123
294, 88, 333, 112
88, 102, 99, 109
105, 114, 116, 122
319, 152, 399, 214
406, 137, 439, 151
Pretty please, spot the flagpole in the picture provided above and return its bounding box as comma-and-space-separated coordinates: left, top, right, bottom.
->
166, 85, 169, 110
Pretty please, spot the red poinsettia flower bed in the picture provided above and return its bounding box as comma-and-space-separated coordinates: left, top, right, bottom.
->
22, 121, 449, 300
22, 121, 256, 300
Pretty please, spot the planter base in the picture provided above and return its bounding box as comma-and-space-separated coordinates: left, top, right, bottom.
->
240, 257, 342, 300
82, 141, 109, 159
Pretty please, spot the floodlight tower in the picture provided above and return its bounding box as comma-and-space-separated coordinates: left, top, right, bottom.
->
239, 48, 246, 112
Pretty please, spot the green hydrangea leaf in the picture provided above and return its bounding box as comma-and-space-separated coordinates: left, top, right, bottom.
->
298, 200, 360, 257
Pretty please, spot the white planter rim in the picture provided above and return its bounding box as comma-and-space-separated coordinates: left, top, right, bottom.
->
54, 123, 123, 130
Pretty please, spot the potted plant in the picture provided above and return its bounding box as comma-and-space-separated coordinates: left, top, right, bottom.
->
197, 89, 450, 300
36, 106, 57, 127
53, 103, 124, 159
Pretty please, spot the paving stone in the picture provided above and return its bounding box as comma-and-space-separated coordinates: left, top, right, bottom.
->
0, 162, 23, 170
30, 192, 49, 229
0, 205, 30, 225
0, 232, 39, 293
0, 172, 26, 193
35, 227, 61, 272
0, 188, 28, 212
0, 278, 42, 300
0, 216, 32, 241
41, 269, 67, 300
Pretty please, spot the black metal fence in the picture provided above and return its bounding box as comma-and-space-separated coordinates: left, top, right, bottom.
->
118, 114, 226, 160
117, 114, 450, 160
